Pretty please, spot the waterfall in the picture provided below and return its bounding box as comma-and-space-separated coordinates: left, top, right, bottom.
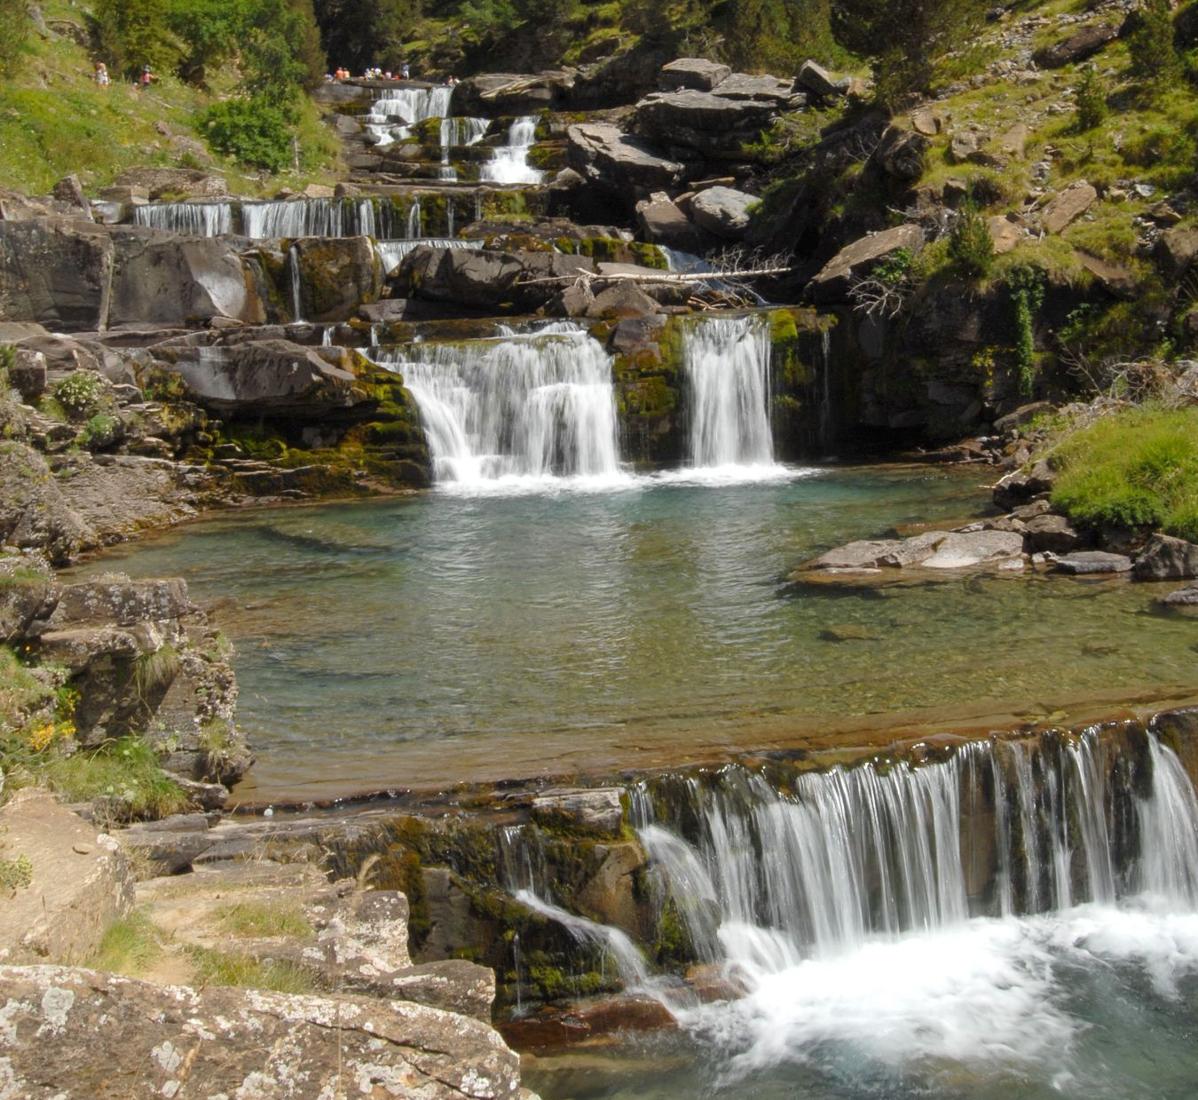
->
818, 327, 833, 453
407, 199, 422, 239
480, 117, 544, 185
133, 202, 234, 236
376, 238, 483, 275
375, 323, 622, 486
684, 314, 775, 468
365, 85, 453, 146
439, 116, 489, 181
288, 245, 304, 323
1138, 736, 1198, 905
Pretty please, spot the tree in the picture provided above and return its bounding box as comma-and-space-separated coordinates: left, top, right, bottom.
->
832, 0, 987, 110
1073, 65, 1107, 132
1129, 0, 1181, 92
166, 0, 253, 85
314, 0, 423, 73
92, 0, 179, 79
0, 0, 30, 78
720, 0, 838, 73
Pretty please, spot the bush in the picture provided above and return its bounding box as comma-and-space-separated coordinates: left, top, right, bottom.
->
1130, 0, 1181, 91
1006, 264, 1045, 396
1051, 406, 1198, 540
52, 372, 103, 420
948, 203, 994, 279
200, 96, 294, 172
0, 0, 30, 77
1074, 66, 1108, 132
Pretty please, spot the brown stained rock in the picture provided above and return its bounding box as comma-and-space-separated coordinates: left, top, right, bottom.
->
1040, 181, 1097, 235
0, 965, 529, 1099
808, 224, 925, 301
988, 215, 1024, 255
1076, 251, 1137, 298
0, 791, 134, 965
1155, 226, 1198, 275
909, 108, 942, 136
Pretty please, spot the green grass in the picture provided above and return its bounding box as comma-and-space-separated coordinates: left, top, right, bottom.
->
1051, 406, 1198, 540
215, 901, 314, 940
40, 736, 189, 819
0, 646, 53, 736
88, 909, 162, 976
186, 945, 317, 994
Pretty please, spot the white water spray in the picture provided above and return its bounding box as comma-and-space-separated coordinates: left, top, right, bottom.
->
480, 117, 544, 185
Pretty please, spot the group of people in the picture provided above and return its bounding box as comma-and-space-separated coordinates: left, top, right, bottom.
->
92, 62, 156, 89
330, 62, 412, 81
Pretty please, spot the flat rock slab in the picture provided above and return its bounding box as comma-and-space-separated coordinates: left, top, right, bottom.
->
0, 790, 133, 965
1051, 551, 1133, 575
0, 965, 529, 1099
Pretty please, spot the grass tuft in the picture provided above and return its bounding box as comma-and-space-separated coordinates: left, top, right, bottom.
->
88, 909, 163, 977
215, 901, 314, 940
186, 945, 316, 994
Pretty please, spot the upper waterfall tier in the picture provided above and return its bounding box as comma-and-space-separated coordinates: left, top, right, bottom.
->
480, 117, 545, 186
684, 314, 776, 468
364, 85, 454, 146
375, 323, 622, 487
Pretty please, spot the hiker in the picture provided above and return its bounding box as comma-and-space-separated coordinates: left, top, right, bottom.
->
401, 62, 410, 80
138, 64, 154, 90
94, 62, 109, 87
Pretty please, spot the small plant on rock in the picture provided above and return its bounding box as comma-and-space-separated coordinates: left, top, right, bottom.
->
1074, 66, 1108, 132
948, 203, 994, 280
1007, 264, 1046, 396
52, 372, 103, 421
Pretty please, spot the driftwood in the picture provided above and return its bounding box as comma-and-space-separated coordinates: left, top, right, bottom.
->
516, 265, 795, 286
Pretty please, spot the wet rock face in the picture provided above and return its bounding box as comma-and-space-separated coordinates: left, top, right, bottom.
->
0, 965, 529, 1100
0, 219, 114, 331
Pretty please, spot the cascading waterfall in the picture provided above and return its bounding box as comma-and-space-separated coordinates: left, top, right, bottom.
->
133, 202, 234, 236
375, 323, 622, 486
480, 117, 544, 185
364, 85, 454, 147
375, 237, 483, 275
439, 116, 489, 180
288, 245, 304, 323
407, 198, 422, 239
684, 314, 775, 468
239, 196, 406, 240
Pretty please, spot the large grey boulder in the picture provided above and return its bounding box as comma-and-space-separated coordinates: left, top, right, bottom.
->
0, 965, 529, 1100
808, 224, 924, 301
660, 57, 731, 92
636, 191, 709, 251
293, 235, 382, 322
1051, 551, 1133, 575
920, 530, 1024, 570
0, 442, 96, 563
795, 59, 846, 99
400, 245, 525, 309
633, 89, 777, 156
567, 122, 688, 197
151, 339, 363, 417
869, 125, 930, 181
690, 186, 756, 240
109, 230, 265, 327
1133, 533, 1198, 581
0, 219, 114, 331
451, 70, 572, 115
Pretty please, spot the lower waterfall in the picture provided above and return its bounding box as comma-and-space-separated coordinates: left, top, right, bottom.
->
684, 314, 776, 468
376, 323, 622, 487
480, 117, 544, 185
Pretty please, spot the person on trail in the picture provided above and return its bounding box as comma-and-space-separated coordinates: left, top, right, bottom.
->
138, 65, 154, 89
401, 62, 410, 80
94, 62, 109, 87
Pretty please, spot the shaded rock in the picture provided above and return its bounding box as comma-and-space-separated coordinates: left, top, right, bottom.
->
0, 442, 96, 563
1077, 250, 1137, 298
870, 126, 930, 181
993, 460, 1056, 509
1051, 551, 1133, 575
293, 235, 382, 322
660, 57, 731, 92
1033, 22, 1118, 68
1024, 513, 1080, 554
451, 70, 572, 115
532, 787, 624, 837
400, 246, 525, 310
0, 790, 133, 965
808, 224, 924, 301
633, 89, 776, 157
1041, 181, 1097, 235
0, 964, 528, 1100
7, 345, 48, 402
567, 123, 687, 198
0, 219, 113, 331
119, 819, 215, 874
636, 191, 708, 251
1155, 225, 1198, 275
1133, 533, 1198, 581
796, 59, 845, 99
690, 186, 756, 240
152, 340, 362, 417
587, 281, 660, 320
51, 174, 90, 214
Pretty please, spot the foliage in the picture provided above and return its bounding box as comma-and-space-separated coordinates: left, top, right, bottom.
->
0, 0, 30, 77
186, 945, 317, 993
1051, 406, 1198, 540
52, 372, 103, 420
79, 414, 121, 451
1073, 65, 1107, 133
200, 96, 295, 172
314, 0, 422, 72
1129, 0, 1181, 93
1006, 263, 1045, 396
92, 0, 180, 79
0, 852, 32, 893
40, 737, 188, 819
216, 901, 314, 938
947, 203, 994, 280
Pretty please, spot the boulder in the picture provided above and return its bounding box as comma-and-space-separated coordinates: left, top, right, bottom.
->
659, 57, 731, 92
993, 460, 1056, 509
633, 89, 777, 156
400, 246, 525, 309
1023, 513, 1080, 554
587, 281, 660, 320
0, 791, 134, 965
109, 231, 265, 327
1077, 250, 1137, 298
0, 219, 114, 331
451, 71, 574, 114
989, 215, 1024, 255
1051, 551, 1133, 575
7, 345, 48, 402
690, 186, 756, 240
532, 787, 624, 837
1132, 533, 1198, 581
1040, 181, 1097, 235
795, 59, 845, 100
711, 71, 795, 105
293, 236, 383, 322
920, 530, 1025, 569
0, 552, 58, 644
909, 108, 943, 136
870, 126, 930, 181
1155, 225, 1198, 275
151, 340, 363, 418
1033, 22, 1118, 68
51, 174, 90, 214
0, 442, 95, 563
636, 191, 708, 251
1161, 582, 1198, 607
567, 123, 687, 198
808, 224, 924, 301
0, 965, 528, 1100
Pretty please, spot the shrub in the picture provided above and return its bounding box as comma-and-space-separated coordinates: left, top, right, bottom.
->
948, 203, 994, 279
1006, 264, 1045, 396
52, 372, 103, 420
1051, 406, 1198, 540
1073, 66, 1108, 132
1129, 0, 1181, 91
200, 96, 294, 172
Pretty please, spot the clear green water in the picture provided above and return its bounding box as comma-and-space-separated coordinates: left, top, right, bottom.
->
78, 466, 1197, 799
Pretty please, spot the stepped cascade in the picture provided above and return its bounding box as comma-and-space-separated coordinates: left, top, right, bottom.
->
480, 117, 544, 185
439, 116, 490, 180
376, 323, 622, 486
685, 314, 776, 468
364, 85, 453, 146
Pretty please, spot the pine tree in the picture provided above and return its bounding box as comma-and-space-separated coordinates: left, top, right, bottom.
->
1129, 0, 1181, 92
93, 0, 178, 79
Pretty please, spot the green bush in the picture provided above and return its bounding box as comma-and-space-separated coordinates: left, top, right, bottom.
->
1006, 264, 1045, 396
200, 96, 294, 171
1051, 406, 1198, 540
52, 372, 103, 420
1073, 66, 1108, 132
948, 203, 994, 279
0, 0, 30, 77
1129, 0, 1181, 92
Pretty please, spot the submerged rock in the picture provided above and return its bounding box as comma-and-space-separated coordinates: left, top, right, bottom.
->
1050, 551, 1133, 575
